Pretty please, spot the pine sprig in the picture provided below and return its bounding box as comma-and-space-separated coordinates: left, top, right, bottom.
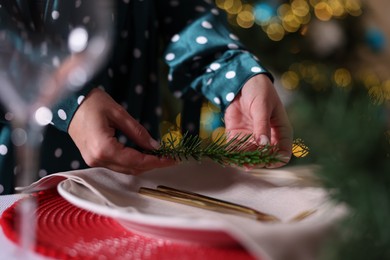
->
151, 132, 282, 167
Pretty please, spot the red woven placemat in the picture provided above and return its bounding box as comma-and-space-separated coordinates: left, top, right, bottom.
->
0, 189, 255, 259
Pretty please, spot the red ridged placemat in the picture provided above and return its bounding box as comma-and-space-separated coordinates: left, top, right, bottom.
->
0, 189, 255, 259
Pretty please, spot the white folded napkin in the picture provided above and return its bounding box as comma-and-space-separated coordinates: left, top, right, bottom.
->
19, 161, 347, 260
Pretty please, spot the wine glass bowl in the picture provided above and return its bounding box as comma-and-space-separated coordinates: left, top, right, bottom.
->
0, 1, 114, 256
0, 1, 113, 121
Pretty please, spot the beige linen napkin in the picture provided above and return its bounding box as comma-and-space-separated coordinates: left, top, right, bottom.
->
19, 161, 347, 260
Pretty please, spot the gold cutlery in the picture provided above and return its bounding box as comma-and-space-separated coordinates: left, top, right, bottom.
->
288, 209, 317, 222
138, 185, 280, 223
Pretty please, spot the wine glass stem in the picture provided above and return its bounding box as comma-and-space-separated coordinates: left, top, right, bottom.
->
13, 120, 43, 254
14, 124, 41, 188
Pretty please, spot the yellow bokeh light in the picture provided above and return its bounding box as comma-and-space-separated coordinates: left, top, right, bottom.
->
211, 127, 227, 144
345, 0, 362, 16
334, 68, 352, 88
215, 0, 223, 8
281, 71, 300, 90
368, 86, 384, 105
241, 3, 252, 11
161, 130, 183, 147
236, 10, 255, 28
225, 0, 243, 14
300, 12, 312, 25
309, 0, 321, 7
175, 113, 181, 128
291, 0, 310, 17
282, 11, 301, 32
300, 63, 320, 83
314, 2, 333, 21
361, 71, 380, 89
328, 0, 346, 17
281, 6, 301, 32
266, 22, 285, 41
278, 3, 291, 17
216, 0, 234, 10
292, 138, 309, 158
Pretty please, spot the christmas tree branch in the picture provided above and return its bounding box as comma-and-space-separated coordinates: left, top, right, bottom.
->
150, 132, 282, 167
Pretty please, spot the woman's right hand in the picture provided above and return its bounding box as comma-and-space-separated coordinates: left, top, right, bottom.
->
68, 88, 175, 175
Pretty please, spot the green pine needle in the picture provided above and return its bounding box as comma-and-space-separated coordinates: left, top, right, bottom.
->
151, 132, 282, 167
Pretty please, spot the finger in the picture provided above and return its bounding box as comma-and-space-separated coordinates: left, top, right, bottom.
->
266, 149, 290, 168
103, 153, 176, 175
109, 106, 160, 151
84, 136, 176, 174
273, 125, 293, 158
251, 97, 272, 146
267, 107, 293, 168
97, 147, 176, 174
272, 105, 293, 156
113, 148, 176, 172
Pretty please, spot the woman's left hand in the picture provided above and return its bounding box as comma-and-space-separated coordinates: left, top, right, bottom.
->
224, 74, 293, 168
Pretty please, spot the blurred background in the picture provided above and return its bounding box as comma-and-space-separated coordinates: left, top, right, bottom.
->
162, 0, 390, 259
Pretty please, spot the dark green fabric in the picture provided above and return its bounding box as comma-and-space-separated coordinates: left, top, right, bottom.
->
0, 0, 272, 194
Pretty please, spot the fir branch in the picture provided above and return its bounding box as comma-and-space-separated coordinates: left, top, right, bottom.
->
151, 132, 282, 167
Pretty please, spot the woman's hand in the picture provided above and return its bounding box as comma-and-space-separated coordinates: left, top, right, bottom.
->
224, 74, 293, 168
69, 88, 175, 175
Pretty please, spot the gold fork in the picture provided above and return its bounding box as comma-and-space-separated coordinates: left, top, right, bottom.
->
138, 185, 280, 223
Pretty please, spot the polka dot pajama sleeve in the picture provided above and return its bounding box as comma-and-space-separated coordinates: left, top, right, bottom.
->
159, 0, 273, 113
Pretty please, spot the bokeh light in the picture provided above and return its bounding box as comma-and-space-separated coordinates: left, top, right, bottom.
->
292, 138, 309, 158
161, 131, 182, 147
266, 22, 285, 41
254, 3, 274, 25
314, 2, 333, 21
215, 0, 362, 41
368, 86, 385, 105
211, 127, 227, 143
281, 71, 300, 90
236, 5, 255, 28
334, 68, 352, 88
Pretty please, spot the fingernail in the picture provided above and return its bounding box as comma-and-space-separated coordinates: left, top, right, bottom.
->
278, 152, 291, 162
150, 139, 160, 149
259, 135, 270, 146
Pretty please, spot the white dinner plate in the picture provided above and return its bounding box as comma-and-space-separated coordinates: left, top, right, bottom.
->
46, 161, 337, 249
57, 176, 238, 246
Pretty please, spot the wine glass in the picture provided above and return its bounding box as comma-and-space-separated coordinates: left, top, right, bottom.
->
0, 1, 114, 256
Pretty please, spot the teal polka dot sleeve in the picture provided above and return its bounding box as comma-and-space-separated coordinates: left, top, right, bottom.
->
50, 87, 91, 132
160, 3, 273, 112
